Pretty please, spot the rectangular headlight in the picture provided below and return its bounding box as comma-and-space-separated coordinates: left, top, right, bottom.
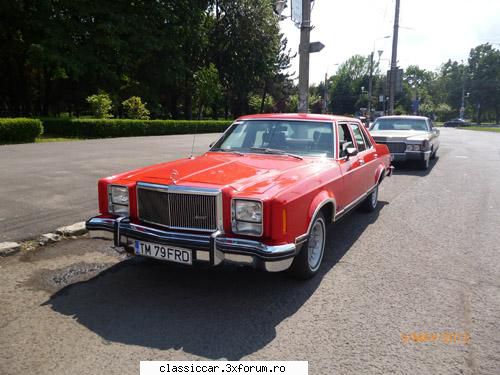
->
233, 200, 262, 223
406, 144, 421, 151
232, 199, 262, 236
109, 185, 129, 215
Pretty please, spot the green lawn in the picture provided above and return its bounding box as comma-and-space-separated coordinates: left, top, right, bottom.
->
35, 136, 84, 143
459, 126, 500, 133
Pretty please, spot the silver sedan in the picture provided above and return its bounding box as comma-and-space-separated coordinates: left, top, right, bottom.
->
369, 115, 440, 170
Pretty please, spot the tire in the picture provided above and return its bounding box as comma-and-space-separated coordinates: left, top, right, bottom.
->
289, 212, 326, 279
430, 147, 437, 160
418, 158, 430, 170
361, 184, 379, 212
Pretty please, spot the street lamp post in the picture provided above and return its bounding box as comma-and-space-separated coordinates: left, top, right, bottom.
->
367, 36, 389, 120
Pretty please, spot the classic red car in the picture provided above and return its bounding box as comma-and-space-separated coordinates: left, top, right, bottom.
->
86, 114, 392, 278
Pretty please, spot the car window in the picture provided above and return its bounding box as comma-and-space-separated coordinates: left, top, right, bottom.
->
360, 126, 372, 148
372, 118, 430, 131
337, 123, 354, 158
213, 120, 335, 157
350, 123, 367, 152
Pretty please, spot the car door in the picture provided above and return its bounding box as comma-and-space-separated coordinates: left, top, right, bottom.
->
336, 122, 366, 211
428, 119, 440, 151
349, 122, 379, 193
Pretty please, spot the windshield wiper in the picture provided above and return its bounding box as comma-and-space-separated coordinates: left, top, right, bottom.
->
210, 148, 244, 156
250, 147, 303, 160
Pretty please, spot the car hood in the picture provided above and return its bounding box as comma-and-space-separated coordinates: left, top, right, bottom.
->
370, 130, 431, 142
115, 152, 331, 196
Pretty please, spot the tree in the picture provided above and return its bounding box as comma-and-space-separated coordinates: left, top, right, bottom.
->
467, 44, 500, 123
122, 96, 150, 120
86, 92, 113, 118
194, 64, 222, 119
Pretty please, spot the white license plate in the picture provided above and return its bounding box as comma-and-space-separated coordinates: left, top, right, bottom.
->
134, 240, 192, 265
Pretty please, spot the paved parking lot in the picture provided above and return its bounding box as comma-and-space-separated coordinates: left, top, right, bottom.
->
1, 128, 499, 374
0, 133, 220, 241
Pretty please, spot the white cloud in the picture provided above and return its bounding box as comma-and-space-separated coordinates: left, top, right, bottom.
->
280, 0, 500, 84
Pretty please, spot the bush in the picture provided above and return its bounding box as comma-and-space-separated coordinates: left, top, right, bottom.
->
42, 118, 232, 138
122, 96, 150, 119
86, 92, 114, 118
0, 118, 43, 144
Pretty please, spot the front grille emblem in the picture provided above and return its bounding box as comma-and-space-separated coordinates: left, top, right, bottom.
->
170, 169, 179, 184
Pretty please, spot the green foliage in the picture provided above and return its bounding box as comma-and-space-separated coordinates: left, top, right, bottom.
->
86, 92, 114, 119
0, 118, 43, 144
329, 55, 372, 115
248, 94, 275, 114
42, 119, 231, 138
0, 0, 288, 120
122, 96, 150, 120
434, 103, 454, 121
194, 64, 222, 118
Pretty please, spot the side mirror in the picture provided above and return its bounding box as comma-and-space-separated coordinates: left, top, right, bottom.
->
346, 147, 358, 156
346, 147, 358, 158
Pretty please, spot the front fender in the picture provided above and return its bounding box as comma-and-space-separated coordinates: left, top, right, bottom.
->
306, 191, 336, 232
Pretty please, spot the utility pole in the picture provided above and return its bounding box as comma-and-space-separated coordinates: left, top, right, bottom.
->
388, 0, 400, 115
298, 0, 312, 113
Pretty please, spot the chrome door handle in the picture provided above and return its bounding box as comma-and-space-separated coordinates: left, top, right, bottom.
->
374, 153, 378, 158
359, 159, 365, 165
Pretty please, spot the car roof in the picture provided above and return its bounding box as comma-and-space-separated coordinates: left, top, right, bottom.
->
236, 113, 359, 123
375, 115, 429, 120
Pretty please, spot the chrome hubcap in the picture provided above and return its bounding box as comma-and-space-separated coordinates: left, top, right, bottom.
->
307, 219, 325, 271
371, 186, 378, 207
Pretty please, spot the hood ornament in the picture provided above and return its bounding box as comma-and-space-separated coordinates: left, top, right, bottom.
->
170, 169, 179, 184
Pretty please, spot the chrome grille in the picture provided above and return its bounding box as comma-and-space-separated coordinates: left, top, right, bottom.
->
379, 142, 406, 153
137, 188, 170, 226
137, 183, 219, 232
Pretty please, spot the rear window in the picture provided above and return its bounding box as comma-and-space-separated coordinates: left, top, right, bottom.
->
371, 118, 429, 131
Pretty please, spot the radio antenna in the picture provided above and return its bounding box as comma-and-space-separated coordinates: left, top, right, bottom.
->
189, 122, 199, 159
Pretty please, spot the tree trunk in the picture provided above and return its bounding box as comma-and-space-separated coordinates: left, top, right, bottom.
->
184, 92, 192, 120
260, 83, 268, 113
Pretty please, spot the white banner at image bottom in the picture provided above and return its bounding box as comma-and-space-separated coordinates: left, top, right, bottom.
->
140, 361, 308, 375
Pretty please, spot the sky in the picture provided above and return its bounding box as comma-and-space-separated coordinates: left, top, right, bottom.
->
279, 0, 500, 84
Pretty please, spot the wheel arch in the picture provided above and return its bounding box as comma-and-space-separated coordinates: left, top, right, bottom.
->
375, 163, 386, 185
301, 192, 336, 239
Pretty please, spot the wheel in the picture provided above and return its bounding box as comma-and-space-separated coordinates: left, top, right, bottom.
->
418, 158, 430, 170
289, 212, 326, 279
361, 184, 379, 212
430, 148, 437, 160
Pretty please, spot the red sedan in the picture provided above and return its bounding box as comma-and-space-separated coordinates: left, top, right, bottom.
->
86, 114, 392, 278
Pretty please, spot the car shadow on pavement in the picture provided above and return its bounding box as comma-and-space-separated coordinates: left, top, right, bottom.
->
43, 202, 387, 360
392, 156, 439, 177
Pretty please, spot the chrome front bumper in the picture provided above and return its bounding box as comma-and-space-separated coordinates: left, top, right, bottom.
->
391, 150, 431, 162
86, 215, 298, 272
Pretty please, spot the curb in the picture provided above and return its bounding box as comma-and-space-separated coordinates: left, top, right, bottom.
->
0, 221, 88, 257
0, 242, 21, 257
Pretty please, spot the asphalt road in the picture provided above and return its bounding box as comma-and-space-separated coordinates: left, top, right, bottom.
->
0, 133, 221, 241
1, 128, 499, 374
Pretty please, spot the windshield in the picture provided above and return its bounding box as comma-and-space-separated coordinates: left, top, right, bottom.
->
212, 120, 335, 158
371, 118, 429, 131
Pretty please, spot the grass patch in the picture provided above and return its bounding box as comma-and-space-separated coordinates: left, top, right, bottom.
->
35, 136, 84, 143
459, 126, 500, 133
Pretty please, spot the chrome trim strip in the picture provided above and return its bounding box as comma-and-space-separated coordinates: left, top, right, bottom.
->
335, 183, 378, 220
215, 237, 296, 258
